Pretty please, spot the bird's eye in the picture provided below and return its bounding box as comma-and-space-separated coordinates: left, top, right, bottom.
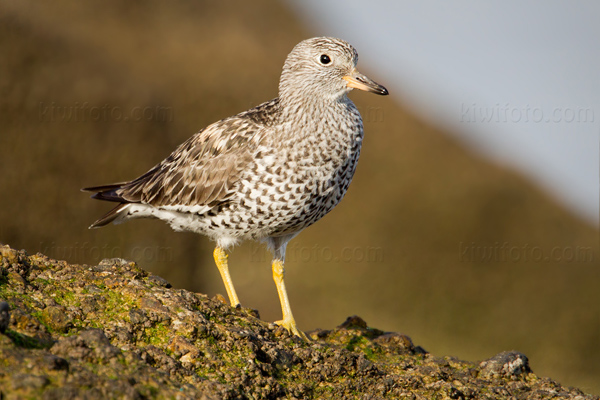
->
319, 54, 331, 65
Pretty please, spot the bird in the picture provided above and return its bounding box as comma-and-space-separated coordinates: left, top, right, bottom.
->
83, 37, 388, 340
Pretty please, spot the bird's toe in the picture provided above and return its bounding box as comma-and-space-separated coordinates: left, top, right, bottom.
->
274, 318, 310, 341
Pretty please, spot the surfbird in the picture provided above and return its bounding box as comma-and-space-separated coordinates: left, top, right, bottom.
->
83, 37, 388, 340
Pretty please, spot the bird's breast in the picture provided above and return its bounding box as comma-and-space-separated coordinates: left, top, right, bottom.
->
229, 100, 365, 236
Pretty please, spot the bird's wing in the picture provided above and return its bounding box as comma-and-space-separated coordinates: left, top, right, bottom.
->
85, 99, 279, 210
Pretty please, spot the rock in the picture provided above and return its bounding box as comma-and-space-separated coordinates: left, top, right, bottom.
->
41, 305, 73, 333
373, 332, 416, 354
51, 329, 121, 362
147, 275, 172, 288
11, 374, 50, 390
95, 258, 129, 271
0, 244, 597, 400
339, 315, 369, 329
43, 354, 69, 371
0, 301, 10, 333
479, 350, 531, 378
129, 308, 149, 325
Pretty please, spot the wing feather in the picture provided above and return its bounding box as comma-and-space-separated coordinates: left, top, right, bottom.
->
85, 99, 280, 212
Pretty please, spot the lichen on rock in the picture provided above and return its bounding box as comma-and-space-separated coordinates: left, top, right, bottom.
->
0, 244, 597, 399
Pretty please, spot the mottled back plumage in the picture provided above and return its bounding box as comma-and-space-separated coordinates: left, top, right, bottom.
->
84, 37, 388, 339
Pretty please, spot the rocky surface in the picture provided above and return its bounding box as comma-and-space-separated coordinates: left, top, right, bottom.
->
0, 244, 596, 400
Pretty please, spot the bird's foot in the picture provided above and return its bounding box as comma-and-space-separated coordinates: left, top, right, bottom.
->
274, 318, 310, 341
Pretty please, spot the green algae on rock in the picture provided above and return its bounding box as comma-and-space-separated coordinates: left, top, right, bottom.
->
0, 244, 597, 399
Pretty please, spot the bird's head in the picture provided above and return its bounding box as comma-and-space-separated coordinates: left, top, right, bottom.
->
279, 37, 388, 104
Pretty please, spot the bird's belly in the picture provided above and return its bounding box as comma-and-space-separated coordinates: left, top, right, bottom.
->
159, 174, 346, 241
234, 160, 356, 237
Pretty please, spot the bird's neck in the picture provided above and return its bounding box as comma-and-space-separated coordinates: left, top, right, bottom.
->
278, 92, 355, 123
274, 93, 362, 155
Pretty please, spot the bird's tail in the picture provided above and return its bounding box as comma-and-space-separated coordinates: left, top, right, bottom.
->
82, 183, 131, 228
88, 203, 130, 228
82, 183, 129, 202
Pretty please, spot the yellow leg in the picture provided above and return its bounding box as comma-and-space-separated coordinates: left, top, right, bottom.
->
272, 259, 309, 341
213, 247, 240, 307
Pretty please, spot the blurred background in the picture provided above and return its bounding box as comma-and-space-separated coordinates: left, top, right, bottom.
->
1, 0, 598, 394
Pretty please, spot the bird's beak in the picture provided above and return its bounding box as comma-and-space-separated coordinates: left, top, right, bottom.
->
343, 69, 389, 95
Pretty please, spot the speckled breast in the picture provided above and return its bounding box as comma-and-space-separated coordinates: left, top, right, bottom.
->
235, 128, 363, 238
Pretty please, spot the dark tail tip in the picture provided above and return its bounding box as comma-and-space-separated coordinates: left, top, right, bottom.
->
88, 203, 128, 228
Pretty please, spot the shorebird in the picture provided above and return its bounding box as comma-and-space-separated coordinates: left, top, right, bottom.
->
84, 37, 388, 340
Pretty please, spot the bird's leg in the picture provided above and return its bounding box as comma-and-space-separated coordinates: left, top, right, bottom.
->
213, 247, 240, 307
272, 259, 309, 341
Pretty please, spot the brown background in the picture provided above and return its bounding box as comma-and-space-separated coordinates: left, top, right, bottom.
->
1, 0, 598, 394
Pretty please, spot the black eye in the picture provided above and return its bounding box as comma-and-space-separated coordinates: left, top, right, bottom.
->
319, 54, 331, 65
